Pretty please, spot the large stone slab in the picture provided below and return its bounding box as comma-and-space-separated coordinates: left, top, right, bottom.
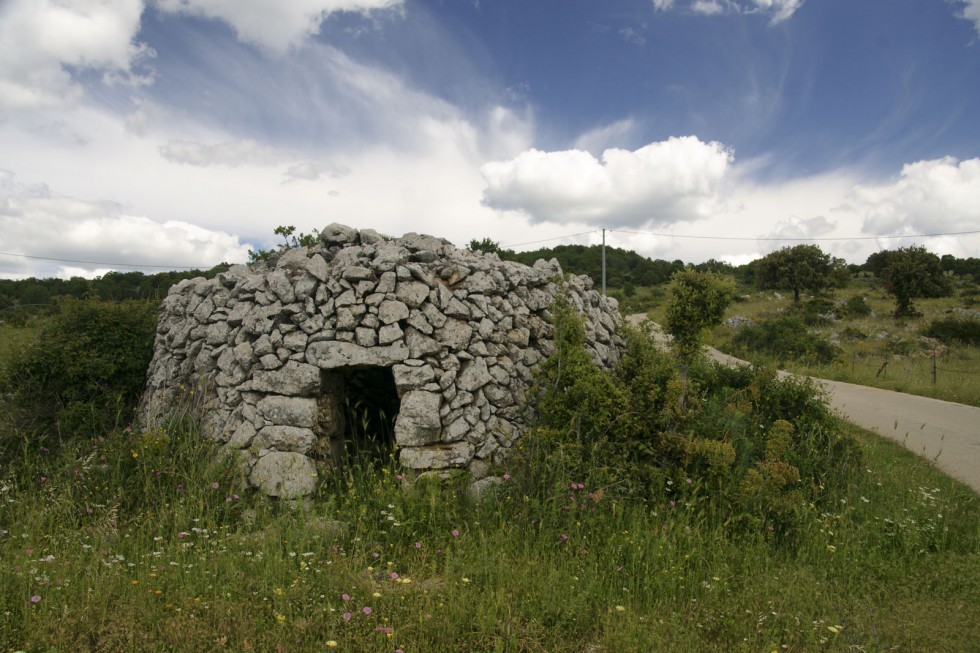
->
306, 341, 409, 369
249, 452, 319, 498
394, 390, 442, 446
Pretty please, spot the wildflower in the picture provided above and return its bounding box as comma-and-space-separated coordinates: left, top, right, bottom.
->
211, 482, 219, 490
559, 534, 568, 542
342, 612, 352, 621
276, 614, 286, 624
686, 478, 693, 484
373, 591, 382, 598
414, 541, 422, 549
461, 578, 470, 584
341, 593, 351, 601
503, 473, 511, 480
326, 641, 338, 647
451, 529, 460, 537
390, 572, 399, 580
827, 625, 842, 634
615, 605, 626, 612
30, 595, 41, 604
363, 607, 372, 615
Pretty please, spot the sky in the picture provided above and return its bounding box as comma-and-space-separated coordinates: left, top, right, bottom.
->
1, 0, 979, 280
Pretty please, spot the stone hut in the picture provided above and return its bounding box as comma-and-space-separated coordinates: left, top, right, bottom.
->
139, 224, 624, 498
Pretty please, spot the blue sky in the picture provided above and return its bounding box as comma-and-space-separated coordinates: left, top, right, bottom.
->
1, 0, 978, 279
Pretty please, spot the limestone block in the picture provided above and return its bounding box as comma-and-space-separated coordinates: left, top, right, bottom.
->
457, 357, 491, 392
250, 361, 320, 396
399, 442, 474, 469
354, 327, 377, 347
252, 426, 316, 454
392, 364, 435, 394
436, 318, 473, 351
378, 323, 404, 345
257, 396, 317, 428
249, 452, 319, 498
306, 340, 408, 369
394, 390, 442, 446
395, 280, 430, 308
379, 299, 410, 324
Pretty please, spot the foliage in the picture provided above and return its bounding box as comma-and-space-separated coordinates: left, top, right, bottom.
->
248, 225, 322, 262
467, 237, 509, 256
522, 303, 860, 540
867, 245, 952, 317
506, 243, 685, 288
0, 298, 158, 446
664, 268, 737, 364
755, 244, 848, 302
843, 294, 872, 318
0, 266, 228, 323
729, 315, 841, 365
921, 316, 980, 346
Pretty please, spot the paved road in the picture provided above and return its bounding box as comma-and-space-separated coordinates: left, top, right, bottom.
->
627, 315, 980, 494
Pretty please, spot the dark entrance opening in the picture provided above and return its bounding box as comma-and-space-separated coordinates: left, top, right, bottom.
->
316, 366, 399, 470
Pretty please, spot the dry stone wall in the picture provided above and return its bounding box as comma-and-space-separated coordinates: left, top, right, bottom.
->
139, 224, 623, 498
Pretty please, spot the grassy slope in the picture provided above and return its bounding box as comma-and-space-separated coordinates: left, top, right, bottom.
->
1, 420, 977, 652
643, 279, 980, 407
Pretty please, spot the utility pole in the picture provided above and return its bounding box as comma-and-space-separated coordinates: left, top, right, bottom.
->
601, 228, 606, 297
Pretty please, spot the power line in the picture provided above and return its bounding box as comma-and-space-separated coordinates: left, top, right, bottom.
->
501, 231, 597, 249
609, 228, 980, 242
0, 250, 220, 270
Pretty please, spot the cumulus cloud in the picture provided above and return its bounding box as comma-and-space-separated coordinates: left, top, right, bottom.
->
652, 0, 676, 9
480, 136, 733, 227
0, 171, 250, 278
153, 0, 404, 53
0, 0, 150, 108
852, 157, 980, 237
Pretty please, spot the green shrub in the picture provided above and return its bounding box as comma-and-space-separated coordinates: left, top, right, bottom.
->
921, 316, 980, 345
519, 304, 860, 537
794, 298, 839, 325
0, 298, 158, 446
730, 315, 841, 365
844, 295, 872, 318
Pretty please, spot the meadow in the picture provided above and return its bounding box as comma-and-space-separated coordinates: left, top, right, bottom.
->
1, 417, 977, 652
1, 295, 978, 652
643, 278, 980, 408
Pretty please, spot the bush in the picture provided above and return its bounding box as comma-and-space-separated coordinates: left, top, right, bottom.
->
730, 315, 841, 365
921, 316, 980, 346
0, 298, 158, 447
519, 305, 860, 538
844, 295, 872, 318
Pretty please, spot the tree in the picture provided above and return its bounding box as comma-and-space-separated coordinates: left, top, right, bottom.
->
755, 244, 846, 302
664, 268, 737, 369
874, 245, 952, 317
468, 237, 503, 255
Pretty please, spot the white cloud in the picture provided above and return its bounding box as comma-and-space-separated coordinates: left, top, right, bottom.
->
284, 162, 351, 182
153, 0, 404, 53
750, 0, 804, 23
159, 138, 290, 167
0, 171, 251, 279
852, 157, 980, 237
691, 1, 729, 17
659, 0, 803, 23
480, 136, 733, 226
958, 0, 980, 35
0, 0, 150, 108
573, 118, 638, 156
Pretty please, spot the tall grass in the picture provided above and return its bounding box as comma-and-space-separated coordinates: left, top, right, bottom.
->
1, 416, 977, 652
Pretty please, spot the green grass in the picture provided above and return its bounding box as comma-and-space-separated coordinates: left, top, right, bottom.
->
1, 419, 977, 652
